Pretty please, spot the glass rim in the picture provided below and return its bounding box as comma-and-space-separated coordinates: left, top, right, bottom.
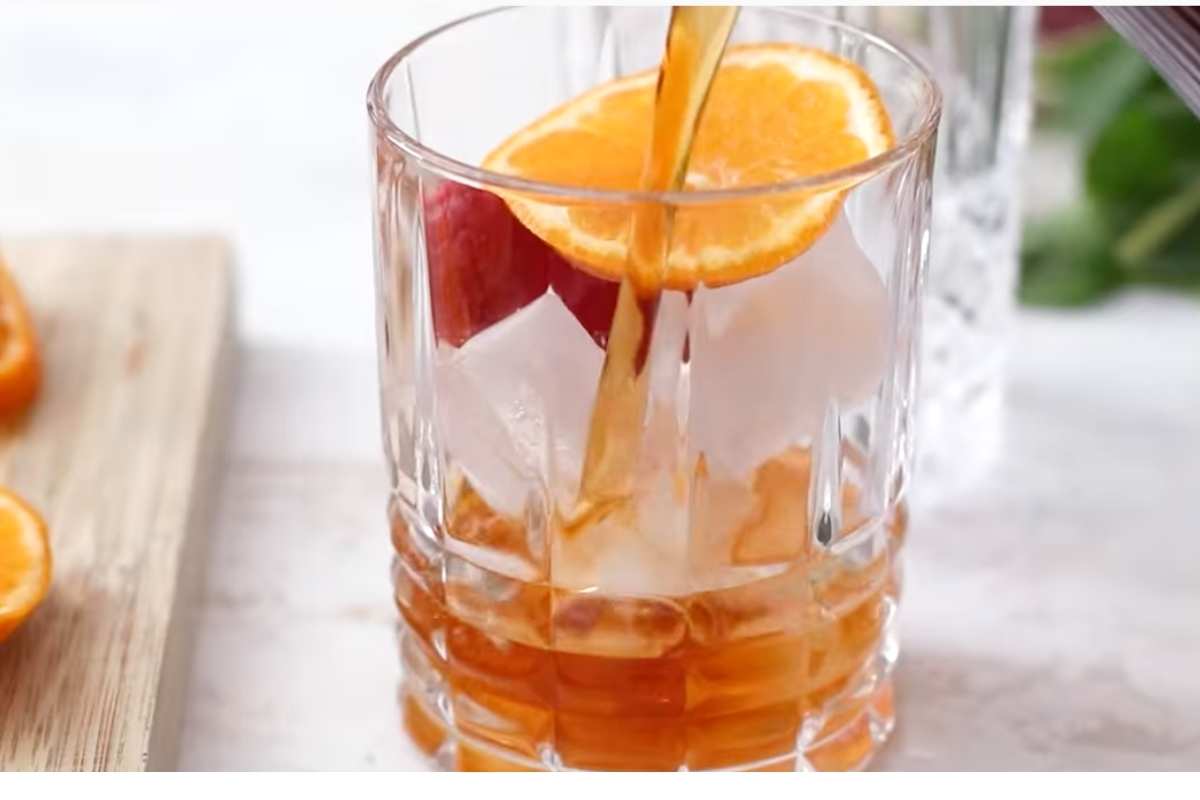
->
366, 6, 942, 205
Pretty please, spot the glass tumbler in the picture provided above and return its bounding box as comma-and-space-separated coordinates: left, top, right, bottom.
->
368, 7, 939, 772
834, 7, 1037, 495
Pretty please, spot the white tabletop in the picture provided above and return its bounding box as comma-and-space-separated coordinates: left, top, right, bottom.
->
5, 3, 1200, 771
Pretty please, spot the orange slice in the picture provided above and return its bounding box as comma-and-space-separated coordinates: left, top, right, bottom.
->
483, 43, 895, 289
0, 487, 51, 643
0, 258, 42, 420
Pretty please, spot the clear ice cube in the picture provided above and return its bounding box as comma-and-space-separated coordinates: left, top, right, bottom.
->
437, 292, 605, 517
689, 214, 889, 478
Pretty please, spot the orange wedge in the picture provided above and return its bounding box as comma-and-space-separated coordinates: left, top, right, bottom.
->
0, 259, 42, 420
483, 43, 895, 289
0, 487, 51, 643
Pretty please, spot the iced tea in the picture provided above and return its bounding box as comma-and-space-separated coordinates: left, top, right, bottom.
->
369, 6, 940, 771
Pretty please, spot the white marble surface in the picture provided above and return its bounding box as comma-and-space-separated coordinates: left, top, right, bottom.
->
881, 294, 1200, 770
167, 295, 1200, 771
5, 3, 1200, 771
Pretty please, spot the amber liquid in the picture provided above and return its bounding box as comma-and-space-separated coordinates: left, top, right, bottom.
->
397, 7, 902, 771
396, 470, 903, 770
572, 5, 739, 526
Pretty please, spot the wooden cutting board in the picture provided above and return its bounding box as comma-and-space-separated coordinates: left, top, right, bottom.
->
0, 237, 234, 770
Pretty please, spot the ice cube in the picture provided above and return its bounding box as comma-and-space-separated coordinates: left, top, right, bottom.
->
646, 291, 691, 408
689, 214, 889, 478
437, 292, 605, 517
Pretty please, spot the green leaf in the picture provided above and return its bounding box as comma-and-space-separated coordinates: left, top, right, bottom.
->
1086, 84, 1200, 225
1038, 28, 1123, 94
1037, 28, 1157, 142
1122, 203, 1200, 290
1136, 252, 1200, 290
1114, 175, 1200, 267
1019, 206, 1122, 307
1023, 29, 1200, 308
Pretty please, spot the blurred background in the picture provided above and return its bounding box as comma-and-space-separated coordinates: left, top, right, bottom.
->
4, 5, 1194, 347
2, 2, 475, 351
2, 2, 1197, 770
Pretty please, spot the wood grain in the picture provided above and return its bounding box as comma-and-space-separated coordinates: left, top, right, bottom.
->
0, 237, 234, 771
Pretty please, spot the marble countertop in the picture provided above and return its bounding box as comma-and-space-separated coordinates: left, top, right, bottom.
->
5, 3, 1200, 771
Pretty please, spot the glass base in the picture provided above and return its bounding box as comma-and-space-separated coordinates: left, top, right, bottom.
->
400, 676, 896, 772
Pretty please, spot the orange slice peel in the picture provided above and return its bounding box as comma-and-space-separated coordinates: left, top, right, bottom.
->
483, 43, 895, 289
0, 259, 42, 421
0, 487, 51, 644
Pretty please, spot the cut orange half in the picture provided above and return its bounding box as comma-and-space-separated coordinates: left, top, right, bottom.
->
0, 259, 42, 420
0, 487, 51, 644
483, 43, 895, 289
